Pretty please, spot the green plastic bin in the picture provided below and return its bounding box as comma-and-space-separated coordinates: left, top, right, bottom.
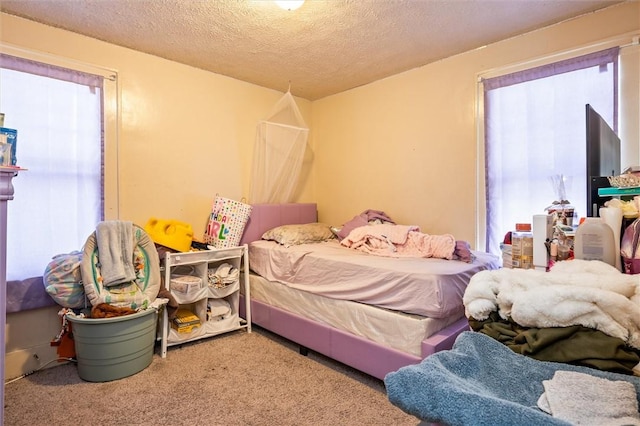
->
67, 308, 157, 382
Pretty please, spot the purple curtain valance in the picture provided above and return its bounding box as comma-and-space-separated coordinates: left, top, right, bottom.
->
0, 53, 104, 89
482, 47, 619, 92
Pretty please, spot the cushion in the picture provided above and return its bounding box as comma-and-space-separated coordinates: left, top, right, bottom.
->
43, 251, 86, 308
261, 223, 335, 247
7, 277, 58, 313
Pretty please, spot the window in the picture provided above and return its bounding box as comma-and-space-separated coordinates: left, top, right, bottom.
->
482, 48, 619, 256
0, 54, 104, 280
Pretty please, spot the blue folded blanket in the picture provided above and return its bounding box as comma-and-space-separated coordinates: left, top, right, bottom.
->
384, 331, 640, 426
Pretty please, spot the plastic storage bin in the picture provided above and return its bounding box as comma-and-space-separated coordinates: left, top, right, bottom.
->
66, 308, 158, 382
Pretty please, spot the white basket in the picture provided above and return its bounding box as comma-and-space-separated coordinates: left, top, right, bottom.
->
608, 174, 640, 188
170, 275, 202, 294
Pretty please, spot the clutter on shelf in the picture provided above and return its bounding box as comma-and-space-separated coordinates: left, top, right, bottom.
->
40, 200, 254, 378
605, 198, 639, 219
0, 121, 17, 167
621, 217, 640, 274
207, 262, 239, 288
502, 175, 577, 270
160, 246, 250, 358
541, 175, 577, 268
171, 308, 201, 333
207, 299, 231, 321
608, 166, 640, 188
544, 174, 576, 227
505, 223, 534, 270
608, 173, 640, 188
170, 274, 202, 294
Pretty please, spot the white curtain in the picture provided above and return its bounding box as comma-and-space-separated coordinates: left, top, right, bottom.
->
0, 55, 103, 280
483, 48, 618, 256
249, 91, 309, 203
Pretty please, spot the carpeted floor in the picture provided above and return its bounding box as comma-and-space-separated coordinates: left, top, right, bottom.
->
4, 327, 419, 425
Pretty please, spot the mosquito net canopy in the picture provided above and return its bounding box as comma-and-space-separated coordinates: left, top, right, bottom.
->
249, 91, 309, 203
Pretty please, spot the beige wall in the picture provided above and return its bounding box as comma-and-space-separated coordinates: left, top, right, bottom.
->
313, 1, 639, 246
0, 3, 638, 378
1, 13, 315, 234
5, 307, 62, 380
2, 3, 638, 246
1, 13, 317, 379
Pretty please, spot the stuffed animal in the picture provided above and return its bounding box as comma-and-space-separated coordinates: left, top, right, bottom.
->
90, 303, 137, 318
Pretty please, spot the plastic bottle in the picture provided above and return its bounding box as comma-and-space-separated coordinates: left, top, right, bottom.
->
574, 217, 616, 266
599, 206, 623, 271
511, 223, 534, 269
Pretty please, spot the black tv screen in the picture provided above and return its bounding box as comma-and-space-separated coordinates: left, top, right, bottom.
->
586, 104, 620, 217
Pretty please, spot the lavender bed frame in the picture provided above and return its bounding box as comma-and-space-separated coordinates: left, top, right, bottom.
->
238, 203, 470, 380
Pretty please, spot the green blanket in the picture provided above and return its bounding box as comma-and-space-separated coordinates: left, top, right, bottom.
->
469, 311, 640, 375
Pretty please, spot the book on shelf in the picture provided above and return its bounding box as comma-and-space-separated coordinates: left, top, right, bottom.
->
0, 127, 17, 166
172, 308, 201, 333
598, 186, 640, 196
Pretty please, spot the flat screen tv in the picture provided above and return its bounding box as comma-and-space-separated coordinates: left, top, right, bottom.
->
586, 104, 620, 217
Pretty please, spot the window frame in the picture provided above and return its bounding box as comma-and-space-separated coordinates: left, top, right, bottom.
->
0, 43, 120, 220
475, 33, 640, 254
0, 44, 120, 280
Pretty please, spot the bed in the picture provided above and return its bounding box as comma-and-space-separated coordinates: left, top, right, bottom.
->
238, 203, 500, 379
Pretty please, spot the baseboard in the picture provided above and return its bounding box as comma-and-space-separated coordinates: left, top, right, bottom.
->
5, 305, 68, 380
5, 345, 66, 380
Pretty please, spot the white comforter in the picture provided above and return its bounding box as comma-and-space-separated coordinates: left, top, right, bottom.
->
463, 259, 640, 348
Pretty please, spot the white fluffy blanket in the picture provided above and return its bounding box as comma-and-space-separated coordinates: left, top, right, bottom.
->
340, 224, 456, 259
463, 260, 640, 349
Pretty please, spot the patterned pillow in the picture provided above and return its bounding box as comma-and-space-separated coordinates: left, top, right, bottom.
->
261, 223, 335, 247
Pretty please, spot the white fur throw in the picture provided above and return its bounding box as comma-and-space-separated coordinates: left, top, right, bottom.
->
463, 260, 640, 348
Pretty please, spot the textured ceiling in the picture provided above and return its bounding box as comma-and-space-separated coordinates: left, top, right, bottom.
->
0, 0, 624, 100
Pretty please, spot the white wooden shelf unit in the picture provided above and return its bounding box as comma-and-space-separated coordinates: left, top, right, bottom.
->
159, 245, 251, 358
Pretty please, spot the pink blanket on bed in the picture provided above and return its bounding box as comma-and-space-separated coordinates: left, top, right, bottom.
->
341, 224, 456, 259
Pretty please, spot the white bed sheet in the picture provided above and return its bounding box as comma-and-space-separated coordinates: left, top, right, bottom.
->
246, 273, 464, 357
249, 240, 500, 318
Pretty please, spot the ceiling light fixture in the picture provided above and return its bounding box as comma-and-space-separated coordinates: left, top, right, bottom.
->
275, 1, 305, 11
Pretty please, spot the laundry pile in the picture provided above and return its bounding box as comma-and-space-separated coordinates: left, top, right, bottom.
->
385, 331, 640, 426
463, 259, 640, 374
